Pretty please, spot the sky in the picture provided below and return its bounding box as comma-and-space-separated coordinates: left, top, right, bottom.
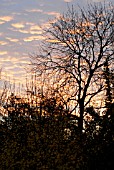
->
0, 0, 113, 93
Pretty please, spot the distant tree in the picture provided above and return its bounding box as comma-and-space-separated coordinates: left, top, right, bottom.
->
31, 3, 114, 132
103, 59, 112, 109
1, 93, 84, 169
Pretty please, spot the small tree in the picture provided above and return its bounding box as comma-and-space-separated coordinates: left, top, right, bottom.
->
32, 3, 114, 132
103, 59, 112, 109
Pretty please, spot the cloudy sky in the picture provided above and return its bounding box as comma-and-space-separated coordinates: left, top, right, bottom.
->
0, 0, 113, 90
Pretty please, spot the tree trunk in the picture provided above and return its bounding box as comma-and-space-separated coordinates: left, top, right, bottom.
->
78, 99, 84, 133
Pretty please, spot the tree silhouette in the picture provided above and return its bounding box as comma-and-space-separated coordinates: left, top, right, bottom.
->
31, 3, 114, 132
1, 93, 85, 169
103, 59, 112, 109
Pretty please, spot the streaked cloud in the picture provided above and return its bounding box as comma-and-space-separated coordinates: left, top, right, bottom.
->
26, 22, 35, 26
12, 12, 22, 16
29, 30, 42, 35
0, 16, 13, 22
11, 23, 25, 29
0, 0, 113, 90
0, 51, 8, 55
17, 29, 29, 34
30, 30, 42, 34
26, 9, 43, 13
42, 22, 50, 29
6, 37, 19, 42
30, 25, 41, 31
45, 11, 60, 17
0, 56, 19, 63
26, 8, 60, 18
29, 25, 42, 34
0, 41, 8, 45
9, 24, 42, 35
23, 35, 45, 42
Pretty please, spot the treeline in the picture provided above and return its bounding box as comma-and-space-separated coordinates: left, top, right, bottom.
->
0, 92, 114, 170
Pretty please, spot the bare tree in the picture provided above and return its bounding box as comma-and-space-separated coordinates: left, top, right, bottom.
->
31, 3, 114, 132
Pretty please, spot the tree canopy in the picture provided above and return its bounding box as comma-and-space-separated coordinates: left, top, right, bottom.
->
31, 3, 114, 132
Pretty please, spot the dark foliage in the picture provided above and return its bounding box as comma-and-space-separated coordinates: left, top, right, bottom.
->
0, 94, 114, 170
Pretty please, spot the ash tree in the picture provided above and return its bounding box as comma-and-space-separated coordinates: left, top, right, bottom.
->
31, 3, 114, 132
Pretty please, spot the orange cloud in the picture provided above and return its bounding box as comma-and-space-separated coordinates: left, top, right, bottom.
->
23, 35, 45, 42
26, 9, 43, 13
0, 41, 8, 45
30, 25, 42, 34
18, 29, 29, 34
0, 51, 8, 55
30, 25, 41, 31
30, 30, 42, 35
26, 22, 35, 26
42, 22, 50, 29
6, 37, 19, 42
11, 23, 25, 29
9, 24, 42, 35
0, 16, 13, 22
46, 39, 61, 43
45, 11, 60, 17
0, 56, 19, 63
26, 8, 60, 17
